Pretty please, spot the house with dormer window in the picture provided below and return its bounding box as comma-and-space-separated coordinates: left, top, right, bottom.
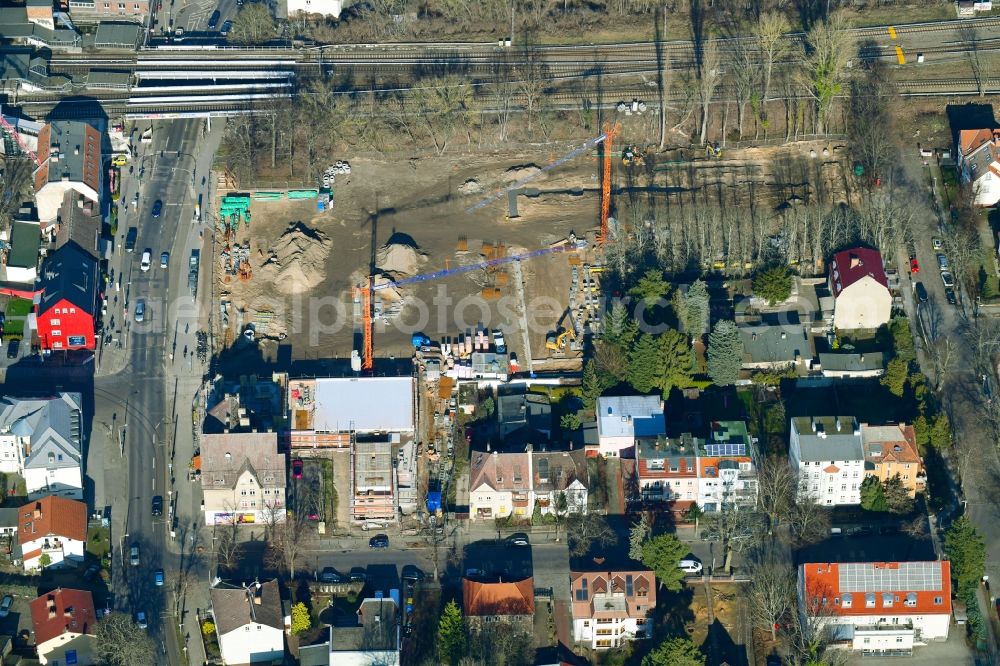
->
200, 432, 286, 526
570, 566, 656, 650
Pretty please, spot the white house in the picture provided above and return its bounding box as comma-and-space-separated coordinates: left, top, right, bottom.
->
210, 580, 285, 665
286, 0, 341, 18
0, 393, 84, 500
594, 396, 665, 457
958, 127, 1000, 205
798, 561, 951, 656
200, 432, 286, 526
570, 568, 656, 650
468, 448, 588, 520
829, 248, 891, 331
18, 496, 87, 571
696, 421, 758, 512
789, 416, 865, 506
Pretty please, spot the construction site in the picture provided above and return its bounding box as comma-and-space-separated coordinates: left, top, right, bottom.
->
210, 125, 855, 369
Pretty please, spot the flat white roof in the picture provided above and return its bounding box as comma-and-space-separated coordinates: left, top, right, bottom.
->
314, 376, 414, 432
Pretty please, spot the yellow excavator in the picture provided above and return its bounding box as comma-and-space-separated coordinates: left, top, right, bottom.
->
545, 309, 577, 351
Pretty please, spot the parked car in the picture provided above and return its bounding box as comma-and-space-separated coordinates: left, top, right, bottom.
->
368, 534, 389, 549
160, 252, 169, 268
932, 237, 943, 250
221, 19, 232, 35
909, 257, 919, 274
914, 282, 928, 304
678, 559, 703, 574
151, 495, 163, 516
937, 254, 949, 271
291, 458, 303, 479
945, 287, 958, 305
506, 533, 529, 547
136, 611, 147, 629
151, 199, 162, 218
941, 271, 955, 288
349, 569, 368, 583
361, 521, 387, 531
83, 563, 101, 580
0, 595, 12, 617
208, 9, 221, 28
130, 544, 140, 566
6, 339, 19, 359
140, 249, 151, 272
154, 569, 164, 586
134, 298, 145, 323
319, 567, 341, 583
402, 565, 425, 582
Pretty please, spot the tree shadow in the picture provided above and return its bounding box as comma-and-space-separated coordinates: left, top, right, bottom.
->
700, 618, 749, 666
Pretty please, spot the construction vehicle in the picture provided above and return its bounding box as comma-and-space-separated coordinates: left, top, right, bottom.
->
545, 308, 578, 351
622, 145, 644, 167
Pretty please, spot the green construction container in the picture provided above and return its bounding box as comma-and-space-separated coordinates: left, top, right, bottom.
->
288, 189, 319, 199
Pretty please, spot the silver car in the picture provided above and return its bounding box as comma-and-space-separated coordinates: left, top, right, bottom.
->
941, 271, 955, 288
134, 299, 145, 323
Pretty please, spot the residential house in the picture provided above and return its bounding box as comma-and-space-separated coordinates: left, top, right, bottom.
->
798, 561, 951, 656
5, 215, 41, 283
33, 120, 102, 224
570, 567, 656, 650
30, 588, 96, 666
594, 396, 665, 457
860, 423, 926, 497
0, 393, 84, 500
739, 324, 815, 369
287, 376, 414, 449
200, 432, 286, 526
67, 0, 150, 22
829, 248, 891, 331
286, 0, 341, 19
462, 577, 534, 631
210, 580, 285, 665
352, 440, 395, 522
789, 416, 865, 506
33, 241, 98, 352
324, 591, 401, 666
818, 352, 885, 379
468, 448, 588, 520
18, 495, 86, 571
634, 434, 700, 512
957, 127, 1000, 205
496, 385, 551, 439
203, 375, 286, 435
696, 420, 758, 512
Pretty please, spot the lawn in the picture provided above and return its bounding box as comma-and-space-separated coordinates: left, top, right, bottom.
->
86, 524, 110, 562
4, 298, 31, 317
4, 319, 24, 339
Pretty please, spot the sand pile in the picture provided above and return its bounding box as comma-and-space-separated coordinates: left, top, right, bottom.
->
503, 164, 542, 182
259, 221, 333, 294
376, 232, 427, 277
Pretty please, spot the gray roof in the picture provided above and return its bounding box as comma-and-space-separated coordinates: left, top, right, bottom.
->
7, 219, 40, 270
86, 70, 131, 89
200, 432, 285, 490
791, 416, 864, 462
819, 352, 884, 372
40, 120, 97, 188
297, 642, 330, 666
0, 11, 80, 48
331, 596, 399, 654
210, 580, 283, 635
354, 440, 392, 489
313, 376, 414, 433
532, 448, 589, 493
0, 507, 19, 530
38, 241, 98, 315
0, 393, 83, 470
740, 324, 814, 364
93, 21, 141, 48
497, 386, 551, 437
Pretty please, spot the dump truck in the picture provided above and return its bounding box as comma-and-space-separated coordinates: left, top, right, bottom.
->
188, 249, 200, 296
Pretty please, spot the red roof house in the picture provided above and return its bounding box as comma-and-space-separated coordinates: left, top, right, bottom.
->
828, 247, 891, 331
29, 588, 96, 665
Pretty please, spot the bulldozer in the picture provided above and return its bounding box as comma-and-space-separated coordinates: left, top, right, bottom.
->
545, 308, 577, 351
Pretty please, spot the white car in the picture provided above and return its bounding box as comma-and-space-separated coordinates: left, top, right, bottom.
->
140, 249, 151, 272
932, 238, 943, 250
941, 271, 955, 288
678, 559, 703, 574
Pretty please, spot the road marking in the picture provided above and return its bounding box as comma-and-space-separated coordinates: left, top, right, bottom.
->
888, 26, 897, 40
895, 45, 905, 65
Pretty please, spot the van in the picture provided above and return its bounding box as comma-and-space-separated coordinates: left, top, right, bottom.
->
125, 227, 138, 252
208, 9, 221, 28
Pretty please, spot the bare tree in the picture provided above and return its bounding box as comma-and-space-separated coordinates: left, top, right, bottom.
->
701, 507, 768, 571
410, 75, 476, 155
756, 456, 796, 527
799, 11, 854, 134
728, 33, 759, 139
787, 491, 831, 545
515, 43, 549, 138
95, 613, 157, 666
744, 544, 796, 641
754, 11, 791, 123
0, 157, 31, 230
927, 337, 958, 391
213, 512, 241, 573
566, 513, 616, 557
697, 39, 724, 145
263, 501, 308, 579
489, 52, 516, 143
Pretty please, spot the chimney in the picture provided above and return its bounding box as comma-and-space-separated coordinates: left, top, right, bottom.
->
818, 429, 827, 439
74, 146, 79, 156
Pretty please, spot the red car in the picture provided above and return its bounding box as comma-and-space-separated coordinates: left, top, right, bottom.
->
291, 458, 303, 479
910, 258, 919, 274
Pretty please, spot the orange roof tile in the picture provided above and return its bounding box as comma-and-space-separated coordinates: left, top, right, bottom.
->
463, 577, 534, 617
18, 496, 87, 545
29, 588, 96, 646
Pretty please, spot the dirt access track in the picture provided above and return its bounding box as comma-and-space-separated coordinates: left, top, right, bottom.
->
214, 140, 849, 366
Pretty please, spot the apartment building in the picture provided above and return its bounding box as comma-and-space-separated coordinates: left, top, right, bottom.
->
789, 416, 865, 505
200, 432, 286, 526
570, 568, 656, 650
634, 434, 700, 511
696, 421, 758, 511
860, 423, 926, 498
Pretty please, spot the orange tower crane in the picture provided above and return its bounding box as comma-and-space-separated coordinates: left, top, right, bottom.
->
598, 121, 620, 246
361, 277, 374, 372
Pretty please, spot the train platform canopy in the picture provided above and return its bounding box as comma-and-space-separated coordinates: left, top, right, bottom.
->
94, 21, 141, 49
86, 70, 131, 90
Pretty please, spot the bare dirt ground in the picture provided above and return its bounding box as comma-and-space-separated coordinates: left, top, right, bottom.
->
213, 138, 853, 364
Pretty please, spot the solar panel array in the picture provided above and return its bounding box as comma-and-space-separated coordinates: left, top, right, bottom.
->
704, 442, 746, 457
838, 562, 942, 592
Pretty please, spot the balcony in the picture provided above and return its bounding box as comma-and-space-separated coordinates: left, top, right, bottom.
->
853, 622, 914, 632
